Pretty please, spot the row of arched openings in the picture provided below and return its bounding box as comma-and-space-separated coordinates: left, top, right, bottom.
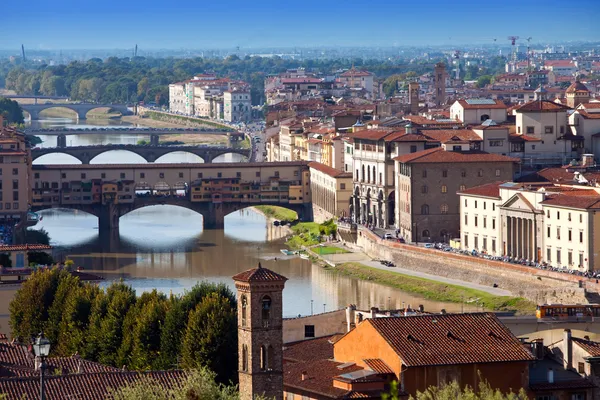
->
241, 344, 275, 372
241, 295, 272, 328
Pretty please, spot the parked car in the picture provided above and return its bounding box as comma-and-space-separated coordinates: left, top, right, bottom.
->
384, 233, 393, 239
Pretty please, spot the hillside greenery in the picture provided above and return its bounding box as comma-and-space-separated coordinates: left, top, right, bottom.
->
0, 55, 507, 106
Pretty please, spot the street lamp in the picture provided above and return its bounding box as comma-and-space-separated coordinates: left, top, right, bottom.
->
33, 333, 51, 400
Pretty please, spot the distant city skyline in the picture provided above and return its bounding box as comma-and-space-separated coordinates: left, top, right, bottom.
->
1, 0, 599, 51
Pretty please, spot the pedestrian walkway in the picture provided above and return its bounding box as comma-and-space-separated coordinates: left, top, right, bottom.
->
320, 242, 512, 297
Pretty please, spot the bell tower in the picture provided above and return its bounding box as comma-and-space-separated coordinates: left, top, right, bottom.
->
233, 264, 287, 400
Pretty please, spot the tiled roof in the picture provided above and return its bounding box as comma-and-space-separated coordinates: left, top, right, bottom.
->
581, 102, 600, 109
350, 129, 397, 141
383, 132, 430, 143
0, 334, 6, 343
284, 359, 364, 399
232, 264, 288, 283
366, 313, 534, 366
573, 337, 600, 357
515, 100, 571, 112
509, 134, 541, 142
578, 111, 600, 119
456, 99, 507, 110
308, 162, 352, 179
566, 81, 590, 94
540, 194, 600, 210
420, 129, 482, 144
394, 147, 519, 164
363, 359, 394, 374
0, 370, 186, 400
284, 336, 336, 363
281, 78, 323, 84
457, 181, 506, 199
0, 244, 52, 252
529, 380, 596, 391
340, 69, 373, 77
402, 115, 460, 126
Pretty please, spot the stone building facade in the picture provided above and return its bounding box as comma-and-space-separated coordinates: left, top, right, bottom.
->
233, 265, 287, 400
395, 146, 517, 243
308, 162, 352, 222
224, 89, 252, 123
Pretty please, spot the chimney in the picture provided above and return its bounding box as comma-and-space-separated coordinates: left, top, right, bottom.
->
370, 307, 379, 319
564, 329, 573, 370
301, 371, 308, 381
418, 305, 425, 313
584, 335, 591, 341
357, 313, 363, 323
441, 309, 447, 315
405, 123, 413, 134
548, 368, 554, 383
346, 304, 356, 332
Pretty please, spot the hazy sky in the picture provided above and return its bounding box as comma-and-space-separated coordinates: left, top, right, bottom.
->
1, 0, 599, 50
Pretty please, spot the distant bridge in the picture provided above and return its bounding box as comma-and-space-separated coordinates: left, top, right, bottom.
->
21, 103, 133, 120
25, 128, 241, 138
32, 144, 250, 164
31, 161, 313, 231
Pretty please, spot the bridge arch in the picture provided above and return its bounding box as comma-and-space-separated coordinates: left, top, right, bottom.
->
32, 153, 83, 165
37, 106, 80, 120
83, 106, 124, 119
154, 151, 205, 164
89, 150, 148, 164
212, 151, 249, 163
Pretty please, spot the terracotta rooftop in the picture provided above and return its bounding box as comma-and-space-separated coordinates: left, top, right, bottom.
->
420, 129, 482, 144
566, 81, 590, 94
394, 147, 518, 164
458, 181, 506, 199
456, 99, 507, 110
350, 129, 398, 141
232, 263, 288, 283
573, 337, 600, 357
384, 132, 431, 143
340, 69, 373, 77
540, 194, 600, 210
515, 100, 571, 113
0, 370, 186, 400
578, 111, 600, 119
308, 162, 352, 179
0, 244, 52, 252
363, 359, 394, 374
366, 313, 534, 367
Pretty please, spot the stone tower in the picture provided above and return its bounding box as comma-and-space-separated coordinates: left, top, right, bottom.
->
565, 80, 590, 109
233, 264, 287, 400
433, 62, 447, 107
408, 82, 420, 114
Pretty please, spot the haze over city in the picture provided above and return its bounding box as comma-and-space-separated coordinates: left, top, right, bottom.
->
1, 0, 599, 50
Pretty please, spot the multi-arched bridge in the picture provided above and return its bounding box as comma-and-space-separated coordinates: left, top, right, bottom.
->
32, 145, 251, 164
31, 161, 313, 230
21, 103, 132, 120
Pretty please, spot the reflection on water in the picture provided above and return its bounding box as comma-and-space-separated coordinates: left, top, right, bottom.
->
29, 207, 463, 316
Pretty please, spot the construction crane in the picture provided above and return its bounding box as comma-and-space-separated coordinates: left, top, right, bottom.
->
507, 36, 520, 63
525, 37, 532, 70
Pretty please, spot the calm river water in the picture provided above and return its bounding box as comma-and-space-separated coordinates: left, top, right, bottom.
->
0, 117, 464, 332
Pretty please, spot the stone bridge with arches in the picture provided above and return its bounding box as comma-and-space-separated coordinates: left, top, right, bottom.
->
21, 103, 132, 120
30, 161, 313, 231
32, 145, 251, 164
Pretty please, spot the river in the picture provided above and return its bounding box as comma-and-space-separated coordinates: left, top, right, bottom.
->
0, 117, 464, 334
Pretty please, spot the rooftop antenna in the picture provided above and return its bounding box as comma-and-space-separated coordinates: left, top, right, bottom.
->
525, 37, 532, 71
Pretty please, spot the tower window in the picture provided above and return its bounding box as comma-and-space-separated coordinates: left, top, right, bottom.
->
268, 345, 274, 371
262, 296, 272, 327
260, 345, 267, 371
241, 295, 247, 327
242, 344, 248, 371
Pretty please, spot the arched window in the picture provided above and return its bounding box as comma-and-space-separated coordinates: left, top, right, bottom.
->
478, 169, 484, 177
261, 296, 272, 327
422, 230, 430, 238
372, 166, 376, 183
268, 345, 275, 371
440, 204, 449, 214
367, 167, 371, 183
421, 185, 428, 194
459, 184, 466, 191
361, 165, 365, 182
260, 345, 267, 370
241, 295, 247, 327
421, 204, 429, 215
242, 344, 248, 371
441, 185, 448, 193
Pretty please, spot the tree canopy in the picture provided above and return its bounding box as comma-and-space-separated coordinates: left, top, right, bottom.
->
0, 97, 24, 124
9, 269, 238, 383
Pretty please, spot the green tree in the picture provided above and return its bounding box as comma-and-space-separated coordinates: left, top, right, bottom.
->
45, 271, 82, 344
0, 97, 24, 124
54, 284, 100, 357
476, 75, 493, 88
385, 380, 529, 400
137, 77, 149, 97
9, 268, 64, 341
181, 293, 237, 384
